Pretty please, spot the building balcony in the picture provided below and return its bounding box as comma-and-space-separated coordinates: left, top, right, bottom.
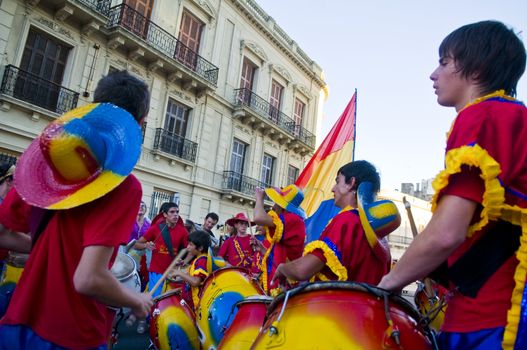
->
388, 234, 414, 248
233, 88, 315, 155
0, 65, 79, 115
152, 128, 197, 164
222, 170, 271, 204
27, 0, 111, 35
106, 4, 219, 92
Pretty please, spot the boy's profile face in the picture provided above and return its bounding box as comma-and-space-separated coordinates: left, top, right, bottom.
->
187, 241, 202, 255
430, 56, 479, 111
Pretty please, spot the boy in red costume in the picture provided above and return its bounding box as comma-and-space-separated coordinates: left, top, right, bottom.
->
379, 21, 527, 350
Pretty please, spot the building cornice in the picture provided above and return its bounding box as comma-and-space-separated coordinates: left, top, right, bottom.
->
228, 0, 327, 89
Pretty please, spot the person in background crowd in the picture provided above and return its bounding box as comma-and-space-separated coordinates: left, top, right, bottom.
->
218, 213, 260, 272
200, 212, 219, 254
134, 202, 188, 298
171, 230, 211, 311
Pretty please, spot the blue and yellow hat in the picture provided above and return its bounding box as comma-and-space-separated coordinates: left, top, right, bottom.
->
265, 184, 306, 219
15, 103, 142, 209
357, 182, 401, 260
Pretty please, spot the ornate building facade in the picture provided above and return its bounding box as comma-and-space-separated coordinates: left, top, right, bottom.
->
0, 0, 327, 227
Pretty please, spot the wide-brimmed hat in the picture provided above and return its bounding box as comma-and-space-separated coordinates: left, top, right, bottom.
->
225, 212, 255, 227
265, 184, 306, 219
15, 103, 142, 209
357, 182, 401, 261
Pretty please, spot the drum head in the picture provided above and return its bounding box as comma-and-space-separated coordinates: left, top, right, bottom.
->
111, 252, 136, 280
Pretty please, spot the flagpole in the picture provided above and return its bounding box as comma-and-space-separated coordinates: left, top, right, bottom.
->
352, 88, 357, 161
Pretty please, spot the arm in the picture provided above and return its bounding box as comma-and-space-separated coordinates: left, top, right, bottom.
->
0, 223, 31, 253
271, 254, 325, 285
253, 187, 275, 227
133, 236, 155, 251
73, 245, 152, 318
172, 269, 203, 287
378, 195, 476, 291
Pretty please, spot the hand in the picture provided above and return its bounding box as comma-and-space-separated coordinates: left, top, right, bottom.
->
131, 292, 153, 319
377, 274, 401, 293
270, 263, 286, 287
250, 236, 266, 253
145, 241, 155, 251
255, 187, 265, 201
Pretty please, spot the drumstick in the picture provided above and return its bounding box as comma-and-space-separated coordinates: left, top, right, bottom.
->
402, 197, 436, 298
246, 210, 254, 236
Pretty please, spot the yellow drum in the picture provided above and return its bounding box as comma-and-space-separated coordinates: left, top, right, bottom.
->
196, 267, 264, 349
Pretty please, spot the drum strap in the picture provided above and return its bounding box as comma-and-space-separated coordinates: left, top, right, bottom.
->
29, 207, 54, 250
159, 223, 175, 258
447, 220, 521, 298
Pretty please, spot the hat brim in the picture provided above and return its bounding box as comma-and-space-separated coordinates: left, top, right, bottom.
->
265, 187, 306, 219
14, 103, 141, 209
225, 217, 255, 227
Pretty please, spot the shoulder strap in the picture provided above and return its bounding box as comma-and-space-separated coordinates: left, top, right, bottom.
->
159, 223, 175, 257
29, 207, 54, 250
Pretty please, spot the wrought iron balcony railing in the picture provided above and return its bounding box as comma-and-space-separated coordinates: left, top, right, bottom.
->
152, 128, 197, 163
106, 4, 219, 85
222, 171, 269, 197
0, 65, 79, 114
388, 234, 413, 246
75, 0, 111, 16
233, 88, 315, 148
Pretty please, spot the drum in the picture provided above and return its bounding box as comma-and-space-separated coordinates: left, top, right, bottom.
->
252, 281, 434, 350
196, 267, 264, 349
149, 289, 200, 350
217, 295, 273, 350
0, 251, 28, 288
414, 281, 448, 333
111, 252, 141, 294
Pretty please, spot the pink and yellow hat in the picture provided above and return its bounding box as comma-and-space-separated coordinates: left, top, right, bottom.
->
265, 184, 306, 219
15, 103, 142, 209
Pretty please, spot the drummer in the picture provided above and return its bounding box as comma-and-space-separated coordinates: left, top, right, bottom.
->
218, 213, 260, 273
271, 161, 399, 287
253, 185, 306, 296
171, 230, 211, 310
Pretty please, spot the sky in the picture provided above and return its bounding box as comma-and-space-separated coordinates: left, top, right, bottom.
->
256, 0, 527, 190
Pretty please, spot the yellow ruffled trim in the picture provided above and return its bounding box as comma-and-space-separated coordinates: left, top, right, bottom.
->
303, 240, 348, 281
501, 205, 527, 350
431, 144, 505, 237
189, 254, 207, 309
265, 210, 284, 243
260, 210, 284, 294
446, 90, 513, 141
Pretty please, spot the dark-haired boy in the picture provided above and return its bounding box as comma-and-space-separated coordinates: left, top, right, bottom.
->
379, 20, 527, 349
171, 230, 211, 310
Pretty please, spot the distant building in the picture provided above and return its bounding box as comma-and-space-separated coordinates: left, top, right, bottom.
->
0, 0, 328, 232
401, 178, 434, 201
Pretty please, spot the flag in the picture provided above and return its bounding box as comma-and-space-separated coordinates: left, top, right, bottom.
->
296, 92, 357, 242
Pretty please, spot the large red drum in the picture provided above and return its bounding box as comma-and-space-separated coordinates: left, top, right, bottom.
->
252, 281, 434, 350
217, 295, 273, 349
149, 289, 199, 350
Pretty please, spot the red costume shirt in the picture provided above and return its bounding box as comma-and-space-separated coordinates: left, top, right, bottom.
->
218, 234, 256, 269
433, 96, 527, 333
0, 175, 141, 349
261, 211, 306, 294
305, 209, 390, 284
182, 254, 208, 310
142, 220, 188, 274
